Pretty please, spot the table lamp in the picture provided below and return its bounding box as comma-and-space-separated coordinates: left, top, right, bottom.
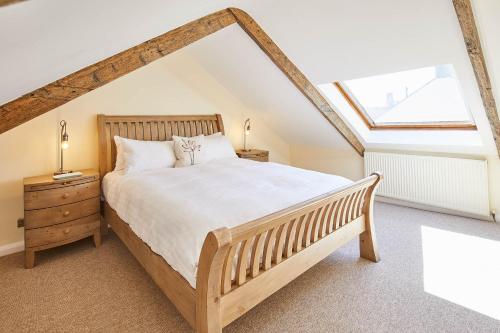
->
54, 120, 73, 175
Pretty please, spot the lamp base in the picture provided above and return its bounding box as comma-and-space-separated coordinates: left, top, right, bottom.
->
52, 171, 82, 180
53, 170, 73, 176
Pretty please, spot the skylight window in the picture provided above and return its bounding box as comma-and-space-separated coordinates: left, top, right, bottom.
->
334, 65, 476, 130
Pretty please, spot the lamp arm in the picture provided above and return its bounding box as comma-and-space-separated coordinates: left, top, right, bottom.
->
60, 146, 64, 173
60, 120, 67, 138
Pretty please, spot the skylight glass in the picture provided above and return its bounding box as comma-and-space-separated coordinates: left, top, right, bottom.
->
343, 64, 473, 124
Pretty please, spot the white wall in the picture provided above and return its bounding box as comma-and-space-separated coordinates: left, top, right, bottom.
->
290, 145, 364, 181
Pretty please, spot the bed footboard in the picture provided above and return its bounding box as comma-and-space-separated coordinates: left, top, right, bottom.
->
196, 172, 382, 333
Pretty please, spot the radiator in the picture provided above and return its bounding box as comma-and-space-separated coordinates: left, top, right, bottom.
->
364, 152, 490, 217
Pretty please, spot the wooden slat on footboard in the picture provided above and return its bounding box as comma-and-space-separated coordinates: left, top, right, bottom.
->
224, 183, 371, 288
221, 216, 366, 326
202, 173, 382, 328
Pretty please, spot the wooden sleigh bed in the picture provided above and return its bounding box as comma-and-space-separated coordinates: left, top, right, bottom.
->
97, 114, 382, 333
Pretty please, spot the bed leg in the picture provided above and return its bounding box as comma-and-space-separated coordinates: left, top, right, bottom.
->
100, 202, 109, 236
196, 315, 221, 333
100, 220, 109, 236
93, 230, 101, 248
360, 224, 379, 262
359, 172, 382, 263
196, 228, 231, 333
25, 249, 35, 269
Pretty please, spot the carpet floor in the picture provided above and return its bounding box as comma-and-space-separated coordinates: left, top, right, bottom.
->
1, 203, 499, 332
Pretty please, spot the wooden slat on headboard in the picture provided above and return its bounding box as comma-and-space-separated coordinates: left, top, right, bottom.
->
97, 114, 225, 180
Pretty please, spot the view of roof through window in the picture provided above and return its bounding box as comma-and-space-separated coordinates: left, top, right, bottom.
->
341, 64, 474, 126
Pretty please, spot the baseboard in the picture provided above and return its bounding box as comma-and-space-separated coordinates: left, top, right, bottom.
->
0, 241, 24, 257
376, 196, 493, 222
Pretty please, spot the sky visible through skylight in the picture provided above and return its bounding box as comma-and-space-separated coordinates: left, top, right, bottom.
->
344, 65, 473, 124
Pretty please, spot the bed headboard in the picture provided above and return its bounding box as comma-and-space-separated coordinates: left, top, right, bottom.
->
97, 114, 224, 179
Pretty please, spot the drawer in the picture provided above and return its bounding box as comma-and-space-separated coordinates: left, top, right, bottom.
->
24, 197, 100, 229
24, 181, 99, 210
25, 214, 100, 248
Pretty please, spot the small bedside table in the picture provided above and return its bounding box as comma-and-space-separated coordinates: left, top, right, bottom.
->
235, 149, 269, 162
23, 169, 101, 268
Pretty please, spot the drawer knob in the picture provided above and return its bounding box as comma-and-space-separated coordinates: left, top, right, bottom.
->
62, 193, 69, 199
63, 228, 70, 234
63, 211, 70, 217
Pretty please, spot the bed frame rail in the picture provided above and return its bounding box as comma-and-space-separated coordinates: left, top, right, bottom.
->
196, 172, 382, 332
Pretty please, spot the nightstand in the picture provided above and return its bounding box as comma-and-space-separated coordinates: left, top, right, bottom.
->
235, 149, 269, 162
23, 169, 101, 268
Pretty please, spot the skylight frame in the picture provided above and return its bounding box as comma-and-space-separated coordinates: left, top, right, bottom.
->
333, 82, 477, 131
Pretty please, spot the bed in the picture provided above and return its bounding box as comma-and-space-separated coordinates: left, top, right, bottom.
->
97, 114, 382, 333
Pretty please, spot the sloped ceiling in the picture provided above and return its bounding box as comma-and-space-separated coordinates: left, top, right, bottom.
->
0, 0, 498, 155
186, 0, 498, 155
181, 24, 351, 149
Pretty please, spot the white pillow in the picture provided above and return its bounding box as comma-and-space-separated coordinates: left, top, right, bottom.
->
173, 135, 205, 167
114, 136, 176, 174
205, 132, 237, 161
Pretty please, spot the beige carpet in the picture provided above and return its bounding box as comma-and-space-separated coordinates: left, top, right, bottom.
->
1, 203, 499, 332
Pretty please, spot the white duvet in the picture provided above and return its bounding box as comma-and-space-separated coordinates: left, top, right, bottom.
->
103, 158, 352, 288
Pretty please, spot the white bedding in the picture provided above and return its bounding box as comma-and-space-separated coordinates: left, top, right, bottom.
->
103, 158, 353, 288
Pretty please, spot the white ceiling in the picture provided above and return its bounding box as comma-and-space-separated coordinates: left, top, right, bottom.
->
180, 24, 350, 148
0, 0, 498, 155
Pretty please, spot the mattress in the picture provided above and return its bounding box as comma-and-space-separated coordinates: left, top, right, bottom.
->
103, 158, 353, 288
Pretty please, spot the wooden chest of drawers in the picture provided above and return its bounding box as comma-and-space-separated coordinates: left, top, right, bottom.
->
23, 169, 101, 268
235, 149, 269, 162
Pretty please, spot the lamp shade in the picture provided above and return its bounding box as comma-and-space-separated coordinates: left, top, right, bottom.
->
61, 134, 69, 150
244, 118, 251, 135
60, 120, 69, 149
243, 118, 251, 151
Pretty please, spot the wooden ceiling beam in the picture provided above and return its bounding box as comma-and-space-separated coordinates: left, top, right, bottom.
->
0, 0, 26, 7
0, 9, 236, 135
453, 0, 500, 156
0, 8, 364, 155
